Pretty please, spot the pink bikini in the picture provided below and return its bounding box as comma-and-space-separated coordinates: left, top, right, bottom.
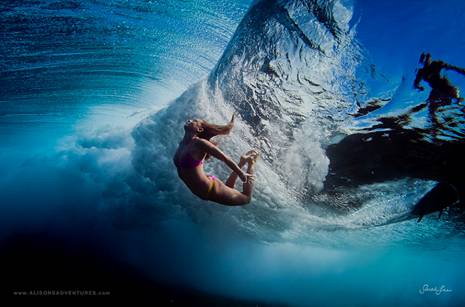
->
174, 153, 204, 169
175, 153, 217, 199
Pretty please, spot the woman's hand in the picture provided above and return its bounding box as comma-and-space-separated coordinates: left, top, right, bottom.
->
239, 171, 255, 183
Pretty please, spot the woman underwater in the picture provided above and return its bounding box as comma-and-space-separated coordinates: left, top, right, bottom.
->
173, 114, 258, 206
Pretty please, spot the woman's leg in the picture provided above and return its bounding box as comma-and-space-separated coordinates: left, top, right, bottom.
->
241, 158, 256, 200
225, 158, 246, 188
225, 150, 257, 188
212, 152, 258, 206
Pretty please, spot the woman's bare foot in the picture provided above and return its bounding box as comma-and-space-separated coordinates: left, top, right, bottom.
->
240, 149, 259, 165
240, 150, 254, 164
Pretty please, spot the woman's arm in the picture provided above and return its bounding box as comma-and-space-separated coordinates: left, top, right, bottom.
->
196, 138, 247, 181
444, 63, 465, 76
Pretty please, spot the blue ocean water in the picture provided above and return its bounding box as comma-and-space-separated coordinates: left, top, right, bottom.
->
1, 0, 465, 305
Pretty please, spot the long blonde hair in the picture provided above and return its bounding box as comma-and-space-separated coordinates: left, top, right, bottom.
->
198, 114, 235, 141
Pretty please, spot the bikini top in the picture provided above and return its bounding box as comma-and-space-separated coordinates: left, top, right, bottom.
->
174, 153, 204, 169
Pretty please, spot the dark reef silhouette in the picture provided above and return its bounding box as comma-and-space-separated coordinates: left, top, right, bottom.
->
324, 124, 464, 221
